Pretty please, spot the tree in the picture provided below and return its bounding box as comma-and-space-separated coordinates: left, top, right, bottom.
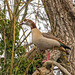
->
33, 0, 75, 75
0, 0, 75, 75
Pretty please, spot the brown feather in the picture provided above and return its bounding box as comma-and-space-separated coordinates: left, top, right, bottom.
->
23, 19, 66, 46
24, 19, 36, 29
22, 19, 70, 54
42, 32, 66, 45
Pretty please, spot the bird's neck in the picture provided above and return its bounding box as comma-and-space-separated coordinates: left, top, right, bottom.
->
31, 28, 42, 37
31, 22, 37, 29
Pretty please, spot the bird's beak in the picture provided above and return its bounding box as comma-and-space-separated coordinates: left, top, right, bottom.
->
19, 22, 25, 25
19, 19, 31, 26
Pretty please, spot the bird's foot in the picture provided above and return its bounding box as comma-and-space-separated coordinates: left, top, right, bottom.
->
42, 59, 48, 62
42, 52, 50, 62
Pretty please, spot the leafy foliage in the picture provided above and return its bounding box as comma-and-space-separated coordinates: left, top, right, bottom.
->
0, 1, 44, 74
15, 54, 43, 74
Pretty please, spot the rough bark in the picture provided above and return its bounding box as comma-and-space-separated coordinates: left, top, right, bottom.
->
33, 0, 75, 75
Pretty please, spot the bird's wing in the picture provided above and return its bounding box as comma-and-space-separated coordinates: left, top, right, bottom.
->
42, 32, 66, 45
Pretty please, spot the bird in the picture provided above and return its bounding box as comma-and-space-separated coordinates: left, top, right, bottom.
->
20, 19, 71, 62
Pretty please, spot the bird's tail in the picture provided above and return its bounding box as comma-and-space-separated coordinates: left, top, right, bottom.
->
61, 44, 71, 50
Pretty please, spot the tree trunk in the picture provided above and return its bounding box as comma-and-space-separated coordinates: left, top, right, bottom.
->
33, 0, 75, 75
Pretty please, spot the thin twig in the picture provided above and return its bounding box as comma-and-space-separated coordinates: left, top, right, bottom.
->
15, 31, 31, 51
19, 29, 28, 43
5, 0, 12, 20
21, 27, 29, 51
16, 0, 32, 20
3, 30, 6, 70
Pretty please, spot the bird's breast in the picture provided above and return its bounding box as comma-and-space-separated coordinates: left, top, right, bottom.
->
31, 28, 60, 50
32, 35, 60, 50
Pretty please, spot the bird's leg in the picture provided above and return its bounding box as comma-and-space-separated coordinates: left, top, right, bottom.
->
42, 51, 50, 62
47, 52, 50, 60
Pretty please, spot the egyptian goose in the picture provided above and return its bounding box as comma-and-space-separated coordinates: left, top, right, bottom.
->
20, 19, 71, 62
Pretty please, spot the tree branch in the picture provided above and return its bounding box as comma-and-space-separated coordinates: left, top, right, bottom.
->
43, 60, 71, 75
5, 0, 12, 20
10, 15, 15, 75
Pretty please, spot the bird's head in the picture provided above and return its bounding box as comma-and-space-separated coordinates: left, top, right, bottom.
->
20, 19, 36, 29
